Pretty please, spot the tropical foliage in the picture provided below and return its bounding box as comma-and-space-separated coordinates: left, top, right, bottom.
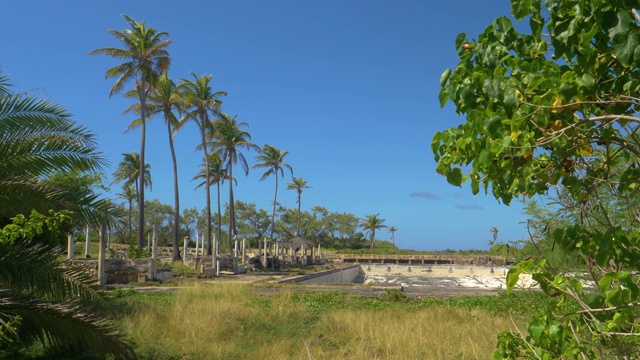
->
436, 0, 640, 356
360, 214, 387, 249
0, 70, 132, 357
287, 177, 311, 236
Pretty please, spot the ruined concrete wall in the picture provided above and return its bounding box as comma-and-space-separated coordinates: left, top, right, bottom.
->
67, 258, 171, 284
327, 254, 512, 266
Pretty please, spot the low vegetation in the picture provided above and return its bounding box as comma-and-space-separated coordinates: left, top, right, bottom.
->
104, 284, 555, 359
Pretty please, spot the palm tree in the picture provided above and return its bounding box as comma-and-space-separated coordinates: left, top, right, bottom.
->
90, 14, 171, 250
0, 70, 111, 226
360, 214, 387, 249
179, 73, 226, 256
286, 177, 310, 236
111, 151, 152, 202
253, 145, 293, 242
116, 185, 136, 240
193, 153, 235, 253
124, 73, 183, 260
210, 113, 258, 252
0, 69, 133, 358
388, 226, 398, 249
488, 226, 499, 250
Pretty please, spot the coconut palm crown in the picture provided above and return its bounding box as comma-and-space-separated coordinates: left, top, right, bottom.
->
360, 214, 387, 249
253, 144, 293, 242
286, 177, 311, 236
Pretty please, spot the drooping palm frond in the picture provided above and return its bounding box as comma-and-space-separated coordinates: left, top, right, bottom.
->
0, 69, 11, 97
0, 94, 105, 177
0, 241, 135, 359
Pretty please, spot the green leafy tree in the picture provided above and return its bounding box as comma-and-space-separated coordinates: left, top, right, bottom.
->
287, 177, 311, 236
210, 113, 258, 252
125, 73, 183, 260
435, 1, 640, 357
180, 73, 226, 256
359, 214, 386, 249
253, 144, 293, 243
90, 14, 171, 251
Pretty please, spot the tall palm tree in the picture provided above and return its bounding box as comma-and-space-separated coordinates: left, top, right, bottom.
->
360, 214, 387, 249
193, 153, 235, 253
90, 14, 171, 250
111, 151, 152, 202
388, 226, 398, 249
286, 177, 310, 236
254, 145, 293, 242
210, 113, 258, 252
179, 73, 226, 256
116, 185, 136, 240
124, 73, 183, 260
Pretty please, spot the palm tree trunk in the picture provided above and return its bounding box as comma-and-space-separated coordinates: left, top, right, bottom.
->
168, 122, 181, 261
270, 174, 278, 241
297, 192, 301, 236
216, 181, 222, 254
137, 77, 147, 251
200, 113, 212, 257
228, 162, 235, 253
370, 229, 375, 249
128, 199, 133, 241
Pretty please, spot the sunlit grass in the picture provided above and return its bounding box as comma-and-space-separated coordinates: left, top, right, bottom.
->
115, 284, 519, 359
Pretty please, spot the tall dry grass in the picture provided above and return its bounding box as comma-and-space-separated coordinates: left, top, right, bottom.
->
118, 284, 515, 359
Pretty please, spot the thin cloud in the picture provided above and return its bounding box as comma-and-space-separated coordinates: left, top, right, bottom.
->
455, 204, 484, 210
410, 192, 440, 200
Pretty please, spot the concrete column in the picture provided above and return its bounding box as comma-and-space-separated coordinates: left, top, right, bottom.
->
263, 237, 267, 267
84, 225, 90, 258
67, 233, 75, 260
151, 224, 157, 280
195, 232, 199, 260
98, 225, 106, 286
312, 246, 315, 264
212, 232, 217, 277
290, 244, 294, 264
302, 244, 306, 265
242, 238, 246, 264
183, 236, 188, 264
147, 232, 150, 252
234, 236, 239, 273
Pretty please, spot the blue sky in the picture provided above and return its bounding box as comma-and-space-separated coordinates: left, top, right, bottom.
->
2, 1, 537, 250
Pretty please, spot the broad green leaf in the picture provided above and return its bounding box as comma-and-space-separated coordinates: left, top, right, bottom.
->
598, 272, 617, 292
612, 30, 640, 68
549, 324, 562, 341
446, 167, 463, 187
440, 68, 452, 87
506, 267, 522, 291
455, 33, 467, 50
528, 319, 544, 340
484, 115, 502, 136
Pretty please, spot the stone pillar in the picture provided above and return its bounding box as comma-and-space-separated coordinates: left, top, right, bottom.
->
147, 232, 150, 252
290, 244, 295, 264
302, 244, 306, 265
183, 236, 188, 264
84, 225, 90, 258
98, 224, 106, 286
234, 236, 239, 273
151, 224, 157, 280
312, 246, 315, 265
195, 232, 199, 260
67, 233, 75, 260
242, 238, 246, 264
263, 237, 267, 268
212, 232, 218, 277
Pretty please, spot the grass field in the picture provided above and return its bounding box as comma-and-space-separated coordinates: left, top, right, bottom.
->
106, 284, 547, 360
